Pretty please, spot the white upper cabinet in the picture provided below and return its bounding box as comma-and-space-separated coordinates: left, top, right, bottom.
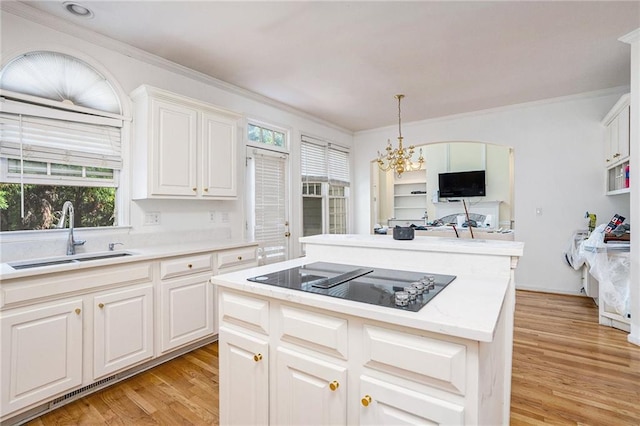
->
602, 94, 631, 194
131, 85, 242, 199
603, 94, 630, 166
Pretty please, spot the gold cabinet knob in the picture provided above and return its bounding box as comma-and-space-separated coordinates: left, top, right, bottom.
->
188, 264, 193, 268
75, 308, 81, 315
192, 187, 197, 192
253, 353, 263, 362
284, 231, 291, 237
329, 381, 339, 391
98, 303, 104, 309
361, 395, 372, 407
204, 188, 209, 192
237, 256, 242, 260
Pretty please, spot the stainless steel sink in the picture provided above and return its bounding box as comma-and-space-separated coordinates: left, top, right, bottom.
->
9, 252, 135, 270
75, 252, 133, 262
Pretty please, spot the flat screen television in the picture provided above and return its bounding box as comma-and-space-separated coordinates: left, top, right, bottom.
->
438, 170, 486, 198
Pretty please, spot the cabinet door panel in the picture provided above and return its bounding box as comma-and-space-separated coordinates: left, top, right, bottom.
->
617, 105, 630, 159
94, 285, 154, 379
152, 98, 198, 196
1, 299, 83, 414
201, 111, 237, 198
359, 375, 464, 425
275, 347, 347, 425
219, 327, 269, 425
160, 275, 214, 353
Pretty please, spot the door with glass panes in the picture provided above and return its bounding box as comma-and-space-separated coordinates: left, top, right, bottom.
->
246, 147, 290, 264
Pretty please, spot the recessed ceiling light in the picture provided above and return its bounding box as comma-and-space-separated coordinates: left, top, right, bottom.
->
63, 1, 94, 19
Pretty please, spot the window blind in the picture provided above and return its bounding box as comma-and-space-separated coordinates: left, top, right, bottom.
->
328, 146, 350, 186
0, 111, 122, 169
301, 135, 350, 186
253, 150, 287, 265
300, 137, 327, 182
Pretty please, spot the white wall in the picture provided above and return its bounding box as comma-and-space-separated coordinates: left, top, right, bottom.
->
0, 9, 353, 260
353, 91, 630, 294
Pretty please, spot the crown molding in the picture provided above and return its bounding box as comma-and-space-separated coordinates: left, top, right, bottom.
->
355, 86, 630, 136
620, 28, 640, 44
0, 1, 352, 135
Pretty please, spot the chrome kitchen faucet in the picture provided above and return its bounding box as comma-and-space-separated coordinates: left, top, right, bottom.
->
57, 201, 86, 255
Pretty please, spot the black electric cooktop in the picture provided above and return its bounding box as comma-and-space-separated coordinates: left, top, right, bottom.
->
247, 262, 456, 312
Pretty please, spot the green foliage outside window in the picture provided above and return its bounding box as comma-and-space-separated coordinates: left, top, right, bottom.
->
248, 123, 285, 148
0, 184, 115, 231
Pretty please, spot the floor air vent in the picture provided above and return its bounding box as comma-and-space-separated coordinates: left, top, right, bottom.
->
50, 375, 117, 408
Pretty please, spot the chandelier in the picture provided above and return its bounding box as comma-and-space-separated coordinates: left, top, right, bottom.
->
377, 94, 424, 177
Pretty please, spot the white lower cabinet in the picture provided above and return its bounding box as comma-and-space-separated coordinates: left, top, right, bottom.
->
158, 254, 215, 353
159, 274, 214, 353
217, 288, 482, 425
93, 285, 154, 379
218, 326, 269, 425
359, 375, 464, 425
275, 347, 347, 425
0, 298, 83, 415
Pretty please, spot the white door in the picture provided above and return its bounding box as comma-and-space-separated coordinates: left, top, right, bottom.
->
359, 375, 464, 425
93, 285, 154, 379
218, 327, 269, 425
151, 97, 198, 196
275, 347, 347, 425
158, 274, 214, 353
1, 299, 83, 414
201, 110, 238, 198
246, 147, 290, 264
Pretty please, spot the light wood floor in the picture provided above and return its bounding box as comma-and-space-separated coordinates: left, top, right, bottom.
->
27, 290, 640, 425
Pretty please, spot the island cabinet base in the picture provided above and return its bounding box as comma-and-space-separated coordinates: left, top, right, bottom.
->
217, 286, 510, 425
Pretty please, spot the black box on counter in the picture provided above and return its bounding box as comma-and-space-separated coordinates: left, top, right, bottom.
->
393, 226, 415, 240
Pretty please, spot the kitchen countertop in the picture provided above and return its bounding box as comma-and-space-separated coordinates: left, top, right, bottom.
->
212, 257, 510, 342
0, 240, 258, 281
300, 234, 524, 257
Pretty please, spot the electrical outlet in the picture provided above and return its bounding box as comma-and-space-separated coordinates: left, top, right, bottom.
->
144, 212, 161, 225
209, 211, 216, 222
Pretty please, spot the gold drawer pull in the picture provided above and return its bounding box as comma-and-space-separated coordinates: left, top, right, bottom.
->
361, 395, 372, 407
329, 381, 339, 391
188, 264, 193, 269
237, 256, 243, 261
75, 308, 81, 315
253, 353, 263, 362
98, 303, 104, 309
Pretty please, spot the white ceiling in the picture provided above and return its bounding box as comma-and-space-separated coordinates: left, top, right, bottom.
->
16, 1, 640, 132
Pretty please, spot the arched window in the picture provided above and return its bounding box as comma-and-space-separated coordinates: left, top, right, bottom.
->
0, 51, 124, 231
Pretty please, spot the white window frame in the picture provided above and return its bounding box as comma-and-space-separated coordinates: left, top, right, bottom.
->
246, 118, 290, 154
0, 93, 128, 232
300, 136, 350, 236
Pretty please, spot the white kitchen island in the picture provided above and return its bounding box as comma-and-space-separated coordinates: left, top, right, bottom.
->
213, 234, 524, 425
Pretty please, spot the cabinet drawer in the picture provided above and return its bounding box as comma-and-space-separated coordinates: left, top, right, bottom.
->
219, 290, 269, 335
279, 305, 348, 359
362, 325, 466, 395
1, 262, 153, 308
160, 254, 212, 279
216, 247, 257, 270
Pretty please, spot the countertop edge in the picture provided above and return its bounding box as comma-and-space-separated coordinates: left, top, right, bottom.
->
212, 258, 509, 343
0, 240, 259, 281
